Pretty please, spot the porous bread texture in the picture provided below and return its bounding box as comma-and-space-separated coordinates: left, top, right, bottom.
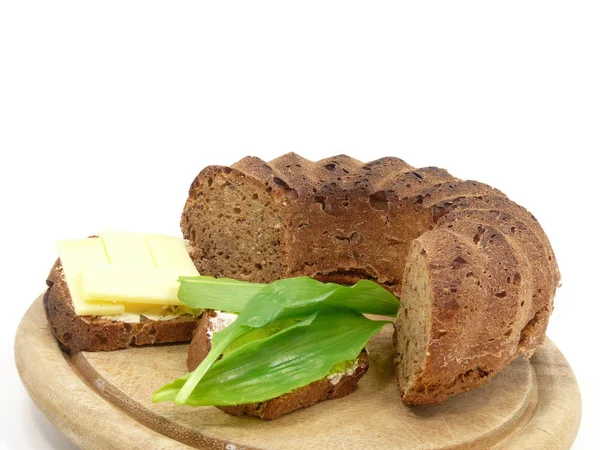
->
181, 153, 560, 405
394, 243, 432, 403
44, 260, 198, 352
187, 310, 369, 419
181, 166, 286, 283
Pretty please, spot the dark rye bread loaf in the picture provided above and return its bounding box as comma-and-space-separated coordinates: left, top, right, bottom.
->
44, 260, 198, 352
181, 153, 560, 405
187, 310, 369, 419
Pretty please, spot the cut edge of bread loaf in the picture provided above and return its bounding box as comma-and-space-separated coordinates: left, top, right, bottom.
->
181, 165, 288, 284
187, 310, 369, 419
44, 260, 199, 352
181, 153, 560, 406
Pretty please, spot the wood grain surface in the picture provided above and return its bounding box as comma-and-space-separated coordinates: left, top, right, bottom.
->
15, 296, 581, 449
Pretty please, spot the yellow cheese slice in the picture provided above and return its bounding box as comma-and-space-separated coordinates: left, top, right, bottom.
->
82, 267, 186, 305
100, 229, 155, 268
59, 230, 200, 320
56, 239, 125, 316
144, 233, 199, 274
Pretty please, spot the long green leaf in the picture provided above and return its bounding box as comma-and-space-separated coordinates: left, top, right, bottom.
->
233, 277, 399, 328
168, 276, 400, 405
152, 312, 318, 403
177, 276, 264, 313
154, 308, 388, 406
177, 276, 399, 317
220, 318, 301, 356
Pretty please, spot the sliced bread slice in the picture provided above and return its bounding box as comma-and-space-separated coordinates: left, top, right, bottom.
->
187, 309, 369, 419
44, 260, 199, 352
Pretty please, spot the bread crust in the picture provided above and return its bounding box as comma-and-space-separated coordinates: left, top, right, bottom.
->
44, 260, 198, 352
187, 310, 369, 419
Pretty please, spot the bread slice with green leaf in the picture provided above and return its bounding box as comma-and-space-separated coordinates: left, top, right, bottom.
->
187, 309, 369, 419
154, 276, 399, 419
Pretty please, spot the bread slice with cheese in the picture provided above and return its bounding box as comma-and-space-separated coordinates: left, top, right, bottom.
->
44, 259, 199, 352
186, 309, 369, 419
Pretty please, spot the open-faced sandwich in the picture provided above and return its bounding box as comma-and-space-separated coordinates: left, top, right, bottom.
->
186, 309, 370, 420
45, 153, 560, 419
153, 275, 399, 419
45, 230, 205, 351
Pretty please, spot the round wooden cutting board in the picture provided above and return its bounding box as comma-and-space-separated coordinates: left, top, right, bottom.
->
15, 296, 581, 449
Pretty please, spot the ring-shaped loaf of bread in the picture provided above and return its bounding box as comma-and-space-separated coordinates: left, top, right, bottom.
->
181, 153, 559, 405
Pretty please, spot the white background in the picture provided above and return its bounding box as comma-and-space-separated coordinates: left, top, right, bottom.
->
1, 1, 599, 449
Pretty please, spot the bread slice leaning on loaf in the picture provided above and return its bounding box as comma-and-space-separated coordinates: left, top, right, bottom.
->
187, 310, 369, 419
44, 259, 199, 352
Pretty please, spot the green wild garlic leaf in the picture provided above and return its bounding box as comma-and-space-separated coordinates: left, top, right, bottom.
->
161, 276, 400, 405
177, 276, 264, 313
154, 308, 388, 406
